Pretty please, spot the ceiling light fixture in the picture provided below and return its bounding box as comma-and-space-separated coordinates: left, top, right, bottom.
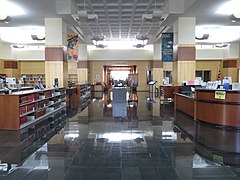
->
92, 36, 107, 48
142, 10, 164, 22
12, 44, 25, 48
215, 43, 229, 48
133, 35, 148, 48
0, 15, 11, 24
72, 11, 98, 22
31, 35, 45, 41
195, 34, 209, 40
230, 14, 240, 23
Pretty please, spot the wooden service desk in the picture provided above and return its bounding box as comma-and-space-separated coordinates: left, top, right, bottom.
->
195, 89, 240, 128
174, 93, 195, 118
175, 89, 240, 128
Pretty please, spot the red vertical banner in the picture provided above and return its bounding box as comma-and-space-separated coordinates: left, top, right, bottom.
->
67, 33, 79, 61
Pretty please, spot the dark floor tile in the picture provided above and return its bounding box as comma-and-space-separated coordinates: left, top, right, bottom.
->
64, 167, 121, 180
0, 92, 240, 180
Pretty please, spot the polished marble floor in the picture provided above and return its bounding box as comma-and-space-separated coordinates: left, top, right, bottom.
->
0, 91, 240, 180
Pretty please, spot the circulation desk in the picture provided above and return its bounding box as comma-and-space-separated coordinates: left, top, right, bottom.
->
175, 89, 240, 128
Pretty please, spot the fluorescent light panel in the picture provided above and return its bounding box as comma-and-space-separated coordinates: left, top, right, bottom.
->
0, 26, 45, 44
0, 0, 25, 17
215, 0, 240, 15
196, 25, 240, 43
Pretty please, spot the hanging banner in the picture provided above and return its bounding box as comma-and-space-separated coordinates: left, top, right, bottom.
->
162, 32, 174, 62
67, 33, 78, 61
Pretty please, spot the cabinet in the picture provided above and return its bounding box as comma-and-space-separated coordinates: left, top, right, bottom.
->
0, 88, 66, 130
22, 74, 45, 87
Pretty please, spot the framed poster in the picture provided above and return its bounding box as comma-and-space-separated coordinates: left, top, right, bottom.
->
128, 74, 138, 87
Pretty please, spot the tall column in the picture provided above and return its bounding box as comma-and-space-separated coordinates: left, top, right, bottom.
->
77, 44, 88, 83
45, 18, 68, 88
172, 17, 196, 85
153, 43, 163, 86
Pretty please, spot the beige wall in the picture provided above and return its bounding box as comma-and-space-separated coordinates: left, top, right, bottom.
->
20, 61, 45, 75
196, 60, 222, 81
163, 62, 173, 71
4, 68, 20, 78
172, 61, 195, 85
153, 68, 163, 86
88, 60, 151, 91
45, 61, 68, 88
68, 62, 77, 74
77, 69, 88, 83
0, 60, 4, 74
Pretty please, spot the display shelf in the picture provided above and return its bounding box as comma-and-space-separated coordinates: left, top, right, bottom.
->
20, 110, 35, 118
22, 74, 45, 87
0, 111, 66, 165
20, 105, 66, 129
0, 87, 66, 130
71, 83, 91, 112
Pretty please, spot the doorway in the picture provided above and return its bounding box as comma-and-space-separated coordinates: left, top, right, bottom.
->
103, 65, 137, 87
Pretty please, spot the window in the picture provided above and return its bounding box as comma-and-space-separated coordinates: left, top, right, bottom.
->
163, 71, 172, 84
195, 70, 211, 82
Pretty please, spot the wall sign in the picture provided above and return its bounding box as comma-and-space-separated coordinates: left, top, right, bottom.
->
162, 33, 174, 62
215, 91, 226, 99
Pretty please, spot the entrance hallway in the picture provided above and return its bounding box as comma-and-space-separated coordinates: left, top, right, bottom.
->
0, 92, 239, 180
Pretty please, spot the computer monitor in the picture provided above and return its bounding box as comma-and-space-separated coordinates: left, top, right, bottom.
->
148, 80, 157, 85
181, 85, 192, 95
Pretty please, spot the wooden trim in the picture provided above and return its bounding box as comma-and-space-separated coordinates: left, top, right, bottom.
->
45, 47, 67, 62
77, 61, 88, 69
175, 93, 195, 118
152, 61, 163, 68
177, 47, 196, 61
223, 60, 237, 68
4, 61, 18, 69
195, 90, 240, 127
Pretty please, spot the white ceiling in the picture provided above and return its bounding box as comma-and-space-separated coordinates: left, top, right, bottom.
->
0, 0, 239, 46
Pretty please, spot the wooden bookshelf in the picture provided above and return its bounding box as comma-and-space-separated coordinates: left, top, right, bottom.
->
0, 111, 66, 164
71, 83, 91, 112
0, 87, 66, 130
68, 74, 78, 83
22, 74, 45, 87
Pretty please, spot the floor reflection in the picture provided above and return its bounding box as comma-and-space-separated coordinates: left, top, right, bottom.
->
0, 92, 239, 179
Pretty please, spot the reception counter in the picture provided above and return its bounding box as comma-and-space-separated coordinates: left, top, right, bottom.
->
175, 89, 240, 128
